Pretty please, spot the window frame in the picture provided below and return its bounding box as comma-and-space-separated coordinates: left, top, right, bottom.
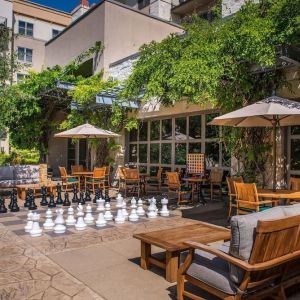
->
17, 47, 33, 63
18, 20, 34, 37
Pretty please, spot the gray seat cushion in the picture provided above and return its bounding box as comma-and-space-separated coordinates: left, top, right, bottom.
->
186, 249, 237, 295
283, 203, 300, 216
0, 166, 14, 181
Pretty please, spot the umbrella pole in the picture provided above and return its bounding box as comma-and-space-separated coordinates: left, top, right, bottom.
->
272, 117, 277, 191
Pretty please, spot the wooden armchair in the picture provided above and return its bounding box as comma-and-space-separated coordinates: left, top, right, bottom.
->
146, 167, 163, 191
85, 167, 106, 194
178, 214, 300, 300
226, 176, 243, 217
234, 182, 273, 214
123, 168, 140, 198
289, 177, 300, 204
59, 166, 80, 192
208, 168, 224, 201
166, 172, 192, 205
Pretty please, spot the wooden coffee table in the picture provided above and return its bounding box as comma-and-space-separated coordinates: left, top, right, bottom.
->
133, 222, 230, 282
16, 182, 57, 200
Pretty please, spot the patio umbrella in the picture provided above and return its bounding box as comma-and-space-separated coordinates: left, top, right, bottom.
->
209, 96, 300, 190
55, 123, 120, 168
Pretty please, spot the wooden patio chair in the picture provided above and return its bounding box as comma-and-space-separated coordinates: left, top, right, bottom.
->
118, 166, 126, 191
226, 176, 243, 217
178, 214, 300, 300
234, 182, 273, 214
289, 177, 300, 204
166, 172, 192, 205
59, 166, 80, 192
208, 168, 224, 201
71, 165, 83, 175
146, 167, 163, 191
84, 167, 106, 194
123, 168, 140, 198
104, 165, 110, 187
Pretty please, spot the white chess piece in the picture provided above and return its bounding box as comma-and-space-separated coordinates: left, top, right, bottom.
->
115, 208, 125, 224
136, 198, 145, 216
95, 212, 107, 227
43, 209, 55, 230
84, 204, 94, 224
25, 211, 34, 233
75, 216, 87, 230
130, 197, 137, 209
30, 213, 43, 237
53, 208, 66, 234
147, 200, 157, 219
116, 193, 124, 208
96, 198, 105, 211
129, 208, 139, 222
77, 203, 84, 216
104, 203, 113, 221
66, 207, 76, 226
160, 198, 170, 217
122, 202, 129, 220
152, 197, 158, 216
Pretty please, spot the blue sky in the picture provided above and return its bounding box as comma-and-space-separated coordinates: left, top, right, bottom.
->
29, 0, 101, 13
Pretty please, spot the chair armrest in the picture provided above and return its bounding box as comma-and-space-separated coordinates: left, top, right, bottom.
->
236, 200, 273, 205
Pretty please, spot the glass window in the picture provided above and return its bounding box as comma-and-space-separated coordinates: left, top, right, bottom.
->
189, 115, 201, 139
139, 122, 148, 141
139, 144, 147, 163
150, 120, 160, 140
189, 143, 201, 154
291, 139, 300, 170
205, 142, 219, 167
16, 73, 28, 83
129, 128, 137, 142
175, 143, 187, 165
18, 21, 33, 37
52, 29, 60, 38
139, 165, 147, 173
161, 143, 172, 164
17, 47, 32, 63
150, 166, 158, 176
162, 119, 172, 140
291, 126, 300, 135
222, 143, 231, 167
79, 139, 87, 166
129, 144, 137, 162
175, 117, 187, 140
150, 143, 159, 164
206, 113, 219, 138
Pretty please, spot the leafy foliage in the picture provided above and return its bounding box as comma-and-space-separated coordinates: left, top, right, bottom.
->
0, 148, 39, 166
122, 0, 300, 184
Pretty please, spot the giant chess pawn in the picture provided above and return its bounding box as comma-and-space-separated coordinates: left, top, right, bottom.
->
93, 188, 100, 204
24, 190, 31, 208
95, 212, 107, 227
84, 204, 94, 224
115, 208, 125, 224
30, 213, 43, 237
24, 211, 34, 232
104, 189, 110, 203
10, 192, 19, 212
43, 209, 55, 230
66, 207, 76, 226
72, 185, 79, 203
78, 191, 85, 205
130, 197, 137, 209
85, 189, 91, 202
136, 198, 145, 216
96, 197, 105, 212
40, 186, 48, 206
122, 202, 129, 220
48, 194, 56, 208
77, 203, 84, 217
75, 215, 86, 231
28, 193, 37, 211
160, 197, 170, 217
53, 208, 66, 234
56, 183, 63, 205
147, 200, 157, 219
116, 193, 123, 208
0, 198, 7, 213
129, 208, 139, 222
104, 203, 113, 221
63, 192, 71, 206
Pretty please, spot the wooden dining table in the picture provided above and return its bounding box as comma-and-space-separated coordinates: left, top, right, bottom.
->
258, 189, 300, 204
72, 171, 94, 189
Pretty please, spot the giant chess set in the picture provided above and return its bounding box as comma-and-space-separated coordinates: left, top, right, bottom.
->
0, 184, 171, 238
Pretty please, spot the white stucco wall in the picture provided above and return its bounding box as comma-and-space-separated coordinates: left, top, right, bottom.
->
222, 0, 259, 18
0, 0, 13, 28
108, 56, 138, 81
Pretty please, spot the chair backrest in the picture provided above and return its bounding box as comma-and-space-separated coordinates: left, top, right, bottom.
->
166, 172, 180, 187
124, 168, 139, 180
289, 177, 300, 191
226, 176, 243, 196
235, 182, 259, 211
59, 166, 67, 177
119, 166, 125, 179
104, 165, 110, 176
71, 165, 83, 174
156, 167, 163, 180
210, 168, 223, 183
93, 167, 106, 178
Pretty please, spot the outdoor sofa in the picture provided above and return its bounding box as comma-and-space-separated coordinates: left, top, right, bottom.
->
178, 204, 300, 299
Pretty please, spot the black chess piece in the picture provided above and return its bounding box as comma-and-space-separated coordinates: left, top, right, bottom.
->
48, 194, 56, 208
56, 183, 63, 205
99, 188, 103, 200
93, 188, 100, 203
85, 188, 91, 202
104, 189, 110, 203
63, 192, 71, 206
72, 185, 79, 203
78, 191, 85, 205
0, 198, 7, 213
8, 191, 14, 210
10, 192, 19, 212
24, 190, 31, 208
40, 186, 48, 206
28, 193, 37, 210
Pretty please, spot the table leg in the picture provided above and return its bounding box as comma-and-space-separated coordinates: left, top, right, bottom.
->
18, 188, 25, 200
165, 250, 179, 283
141, 241, 151, 270
198, 182, 206, 205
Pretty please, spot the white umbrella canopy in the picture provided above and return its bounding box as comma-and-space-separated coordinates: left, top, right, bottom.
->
54, 123, 120, 139
209, 96, 300, 190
